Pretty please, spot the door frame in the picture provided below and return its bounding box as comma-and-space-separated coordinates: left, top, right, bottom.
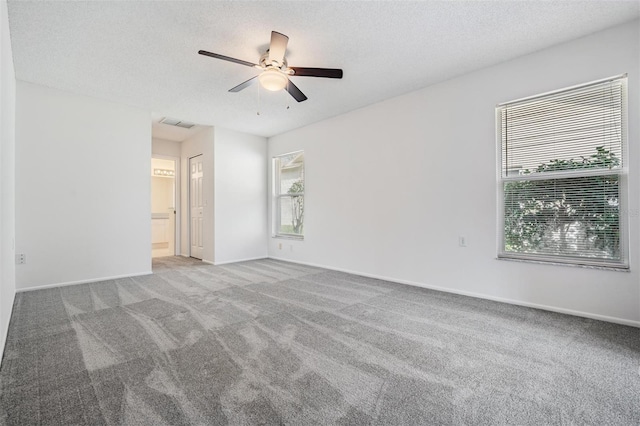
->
151, 154, 180, 256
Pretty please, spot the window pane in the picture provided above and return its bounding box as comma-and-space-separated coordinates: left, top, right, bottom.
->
274, 150, 304, 238
279, 152, 304, 194
504, 175, 620, 260
278, 196, 304, 235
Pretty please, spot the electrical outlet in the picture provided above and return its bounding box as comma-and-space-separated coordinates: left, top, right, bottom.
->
458, 236, 467, 247
16, 253, 26, 264
278, 243, 282, 250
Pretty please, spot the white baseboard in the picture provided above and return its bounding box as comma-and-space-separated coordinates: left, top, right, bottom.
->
186, 258, 215, 265
213, 256, 268, 266
268, 256, 640, 328
16, 271, 153, 293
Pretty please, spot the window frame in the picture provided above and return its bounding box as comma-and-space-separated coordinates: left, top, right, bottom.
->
495, 75, 629, 270
273, 150, 305, 240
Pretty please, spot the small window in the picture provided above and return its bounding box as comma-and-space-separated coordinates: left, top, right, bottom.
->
497, 75, 628, 269
273, 151, 304, 238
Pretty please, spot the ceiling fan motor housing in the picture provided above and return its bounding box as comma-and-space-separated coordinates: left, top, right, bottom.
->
259, 51, 291, 74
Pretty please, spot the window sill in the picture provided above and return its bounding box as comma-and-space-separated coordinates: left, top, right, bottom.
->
496, 256, 629, 272
272, 234, 304, 241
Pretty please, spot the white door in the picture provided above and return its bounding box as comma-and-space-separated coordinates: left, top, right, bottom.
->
189, 155, 204, 259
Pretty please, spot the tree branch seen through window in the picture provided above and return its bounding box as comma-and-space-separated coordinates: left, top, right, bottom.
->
504, 147, 620, 260
287, 180, 304, 235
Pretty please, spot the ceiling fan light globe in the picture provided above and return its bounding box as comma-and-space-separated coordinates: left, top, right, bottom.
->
258, 69, 288, 91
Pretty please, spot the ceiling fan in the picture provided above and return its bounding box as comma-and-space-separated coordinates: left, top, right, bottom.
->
198, 31, 343, 102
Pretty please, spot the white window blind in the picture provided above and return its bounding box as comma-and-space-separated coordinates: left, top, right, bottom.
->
497, 75, 628, 268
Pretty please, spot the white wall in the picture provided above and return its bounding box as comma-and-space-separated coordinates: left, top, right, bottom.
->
151, 176, 175, 212
214, 127, 267, 264
15, 81, 152, 290
0, 0, 16, 358
151, 176, 176, 257
151, 153, 180, 256
268, 21, 640, 326
180, 127, 214, 262
152, 137, 181, 158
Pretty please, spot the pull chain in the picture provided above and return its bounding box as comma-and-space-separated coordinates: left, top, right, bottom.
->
286, 79, 290, 110
257, 82, 261, 116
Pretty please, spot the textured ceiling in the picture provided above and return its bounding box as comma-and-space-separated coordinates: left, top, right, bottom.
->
7, 1, 640, 137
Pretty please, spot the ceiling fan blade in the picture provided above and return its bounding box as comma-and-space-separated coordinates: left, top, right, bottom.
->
198, 50, 258, 68
285, 79, 308, 102
268, 31, 289, 65
229, 76, 258, 92
290, 67, 343, 79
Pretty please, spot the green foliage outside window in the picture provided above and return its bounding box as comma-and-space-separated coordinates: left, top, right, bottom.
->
504, 147, 620, 259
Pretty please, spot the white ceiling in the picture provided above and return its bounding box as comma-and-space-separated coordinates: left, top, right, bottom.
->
7, 1, 639, 138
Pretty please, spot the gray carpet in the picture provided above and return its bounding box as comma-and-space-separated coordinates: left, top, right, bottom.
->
0, 257, 638, 425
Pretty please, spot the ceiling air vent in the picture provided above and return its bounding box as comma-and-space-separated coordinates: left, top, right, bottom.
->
160, 117, 196, 129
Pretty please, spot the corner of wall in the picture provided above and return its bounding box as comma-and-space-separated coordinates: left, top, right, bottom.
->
0, 0, 17, 363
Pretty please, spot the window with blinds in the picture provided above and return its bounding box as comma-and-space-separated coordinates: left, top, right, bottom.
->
273, 151, 305, 238
496, 75, 628, 268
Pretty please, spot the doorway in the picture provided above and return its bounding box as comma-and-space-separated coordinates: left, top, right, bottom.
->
151, 156, 178, 258
189, 155, 204, 259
